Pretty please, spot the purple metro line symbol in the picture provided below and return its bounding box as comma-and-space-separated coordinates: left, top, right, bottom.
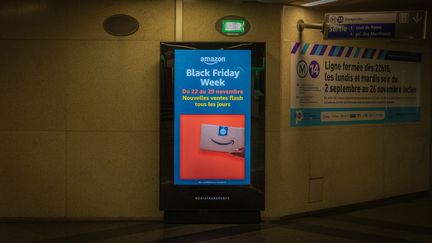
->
309, 60, 320, 78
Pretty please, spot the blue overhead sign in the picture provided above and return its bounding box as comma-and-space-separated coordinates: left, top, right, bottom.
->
324, 11, 427, 40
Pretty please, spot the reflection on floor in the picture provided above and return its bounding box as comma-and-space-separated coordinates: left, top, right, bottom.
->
1, 192, 431, 242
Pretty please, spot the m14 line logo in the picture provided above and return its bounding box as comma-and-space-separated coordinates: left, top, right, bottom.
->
201, 56, 226, 65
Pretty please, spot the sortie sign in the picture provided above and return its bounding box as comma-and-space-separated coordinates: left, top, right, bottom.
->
324, 11, 427, 40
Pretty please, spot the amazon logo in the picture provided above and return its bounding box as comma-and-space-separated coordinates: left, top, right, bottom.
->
200, 56, 226, 65
211, 126, 234, 146
211, 138, 235, 146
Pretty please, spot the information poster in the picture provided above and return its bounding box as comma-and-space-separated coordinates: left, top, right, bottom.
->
290, 42, 421, 126
174, 50, 251, 185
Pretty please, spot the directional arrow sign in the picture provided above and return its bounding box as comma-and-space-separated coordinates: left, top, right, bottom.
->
324, 11, 427, 40
412, 12, 423, 23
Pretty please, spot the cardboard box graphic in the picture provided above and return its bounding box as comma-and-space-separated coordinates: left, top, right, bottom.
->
200, 124, 244, 153
179, 114, 245, 180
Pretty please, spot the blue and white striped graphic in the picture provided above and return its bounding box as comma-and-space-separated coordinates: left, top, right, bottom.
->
291, 42, 422, 62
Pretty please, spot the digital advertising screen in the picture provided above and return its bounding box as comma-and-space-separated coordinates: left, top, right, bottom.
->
174, 50, 251, 185
160, 42, 265, 213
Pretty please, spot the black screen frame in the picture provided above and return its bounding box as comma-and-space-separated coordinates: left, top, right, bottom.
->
160, 42, 265, 211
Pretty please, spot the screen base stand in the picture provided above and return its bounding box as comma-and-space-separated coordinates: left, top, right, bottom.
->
164, 210, 260, 224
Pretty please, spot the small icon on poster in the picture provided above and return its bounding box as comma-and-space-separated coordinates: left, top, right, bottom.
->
218, 126, 228, 136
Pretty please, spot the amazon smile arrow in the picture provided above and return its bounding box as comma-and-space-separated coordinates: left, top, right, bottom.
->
210, 139, 235, 146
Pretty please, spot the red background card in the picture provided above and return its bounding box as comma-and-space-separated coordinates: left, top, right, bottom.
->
180, 114, 245, 180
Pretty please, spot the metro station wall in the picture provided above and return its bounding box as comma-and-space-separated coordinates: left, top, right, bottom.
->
0, 0, 282, 219
0, 0, 429, 220
280, 6, 431, 216
0, 0, 174, 218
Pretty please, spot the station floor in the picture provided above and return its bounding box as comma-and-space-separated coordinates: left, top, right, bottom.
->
1, 192, 431, 243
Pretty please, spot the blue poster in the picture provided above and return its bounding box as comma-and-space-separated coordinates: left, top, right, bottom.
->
174, 50, 251, 185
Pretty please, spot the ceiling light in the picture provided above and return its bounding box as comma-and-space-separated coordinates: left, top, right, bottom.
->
301, 0, 338, 7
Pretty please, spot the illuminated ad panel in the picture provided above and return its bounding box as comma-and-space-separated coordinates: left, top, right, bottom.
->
174, 50, 251, 185
290, 42, 421, 126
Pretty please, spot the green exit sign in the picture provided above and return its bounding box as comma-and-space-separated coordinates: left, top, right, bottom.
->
216, 16, 250, 37
222, 20, 245, 33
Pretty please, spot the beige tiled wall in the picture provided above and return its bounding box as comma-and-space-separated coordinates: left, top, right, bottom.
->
65, 41, 160, 131
0, 40, 67, 131
0, 0, 429, 220
0, 0, 174, 40
0, 0, 282, 219
0, 132, 66, 217
183, 0, 280, 42
66, 131, 159, 217
0, 0, 174, 219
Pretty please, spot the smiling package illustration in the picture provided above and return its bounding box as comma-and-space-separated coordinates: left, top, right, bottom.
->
200, 124, 244, 153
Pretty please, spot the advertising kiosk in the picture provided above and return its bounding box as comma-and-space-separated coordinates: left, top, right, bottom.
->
160, 42, 265, 223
